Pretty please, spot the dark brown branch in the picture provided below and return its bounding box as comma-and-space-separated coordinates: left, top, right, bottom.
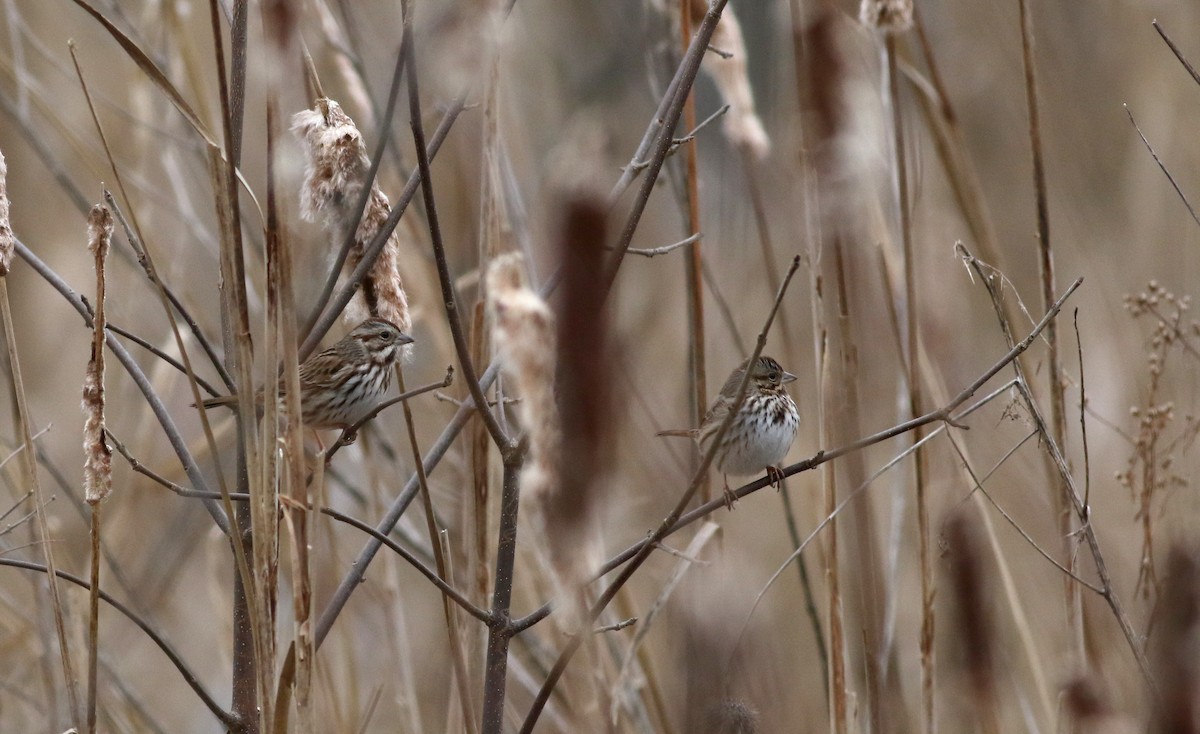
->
481, 457, 523, 733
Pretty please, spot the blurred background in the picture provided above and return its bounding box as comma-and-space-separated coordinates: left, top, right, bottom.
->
1, 0, 1199, 731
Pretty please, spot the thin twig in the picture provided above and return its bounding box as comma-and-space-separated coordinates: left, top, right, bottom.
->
104, 190, 233, 389
624, 232, 702, 258
945, 430, 1102, 593
1124, 104, 1200, 229
604, 0, 731, 295
1152, 19, 1200, 87
966, 253, 1155, 690
596, 618, 637, 634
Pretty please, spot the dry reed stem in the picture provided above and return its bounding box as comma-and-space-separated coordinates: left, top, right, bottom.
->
83, 202, 112, 734
1015, 0, 1081, 672
265, 67, 301, 731
877, 26, 934, 732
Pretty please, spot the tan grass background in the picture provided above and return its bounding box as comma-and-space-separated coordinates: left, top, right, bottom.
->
1, 0, 1199, 731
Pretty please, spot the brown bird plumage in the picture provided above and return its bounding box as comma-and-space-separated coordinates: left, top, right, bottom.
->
199, 318, 413, 431
658, 356, 799, 508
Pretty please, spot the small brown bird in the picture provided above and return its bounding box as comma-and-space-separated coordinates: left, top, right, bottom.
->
659, 356, 799, 508
199, 318, 413, 431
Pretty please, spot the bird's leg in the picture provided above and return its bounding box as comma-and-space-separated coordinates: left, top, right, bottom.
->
766, 465, 785, 490
722, 474, 737, 511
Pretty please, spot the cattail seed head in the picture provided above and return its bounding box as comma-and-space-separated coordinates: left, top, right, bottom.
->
488, 254, 559, 505
860, 0, 913, 33
0, 148, 13, 275
690, 0, 771, 158
83, 204, 114, 505
292, 98, 412, 354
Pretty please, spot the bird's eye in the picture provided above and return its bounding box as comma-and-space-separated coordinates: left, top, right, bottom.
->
379, 330, 393, 341
769, 372, 779, 381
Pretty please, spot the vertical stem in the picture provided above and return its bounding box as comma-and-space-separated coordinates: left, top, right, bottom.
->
231, 513, 256, 734
481, 457, 522, 734
86, 506, 101, 734
1016, 0, 1079, 665
885, 34, 934, 734
678, 0, 708, 501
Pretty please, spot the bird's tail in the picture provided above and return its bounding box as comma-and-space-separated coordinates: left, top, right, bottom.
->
194, 395, 237, 410
656, 428, 698, 438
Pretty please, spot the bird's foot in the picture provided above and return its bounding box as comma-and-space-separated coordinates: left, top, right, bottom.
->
722, 479, 738, 511
766, 465, 785, 490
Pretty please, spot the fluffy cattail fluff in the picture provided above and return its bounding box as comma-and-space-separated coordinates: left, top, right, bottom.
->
488, 253, 560, 504
690, 0, 770, 159
488, 253, 592, 623
291, 98, 412, 356
83, 204, 113, 505
859, 0, 913, 33
0, 148, 13, 275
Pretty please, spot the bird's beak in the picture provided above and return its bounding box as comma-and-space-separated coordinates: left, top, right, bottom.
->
398, 333, 416, 345
782, 371, 797, 384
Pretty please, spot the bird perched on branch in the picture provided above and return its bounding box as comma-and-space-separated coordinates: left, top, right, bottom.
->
198, 318, 413, 432
658, 356, 799, 509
